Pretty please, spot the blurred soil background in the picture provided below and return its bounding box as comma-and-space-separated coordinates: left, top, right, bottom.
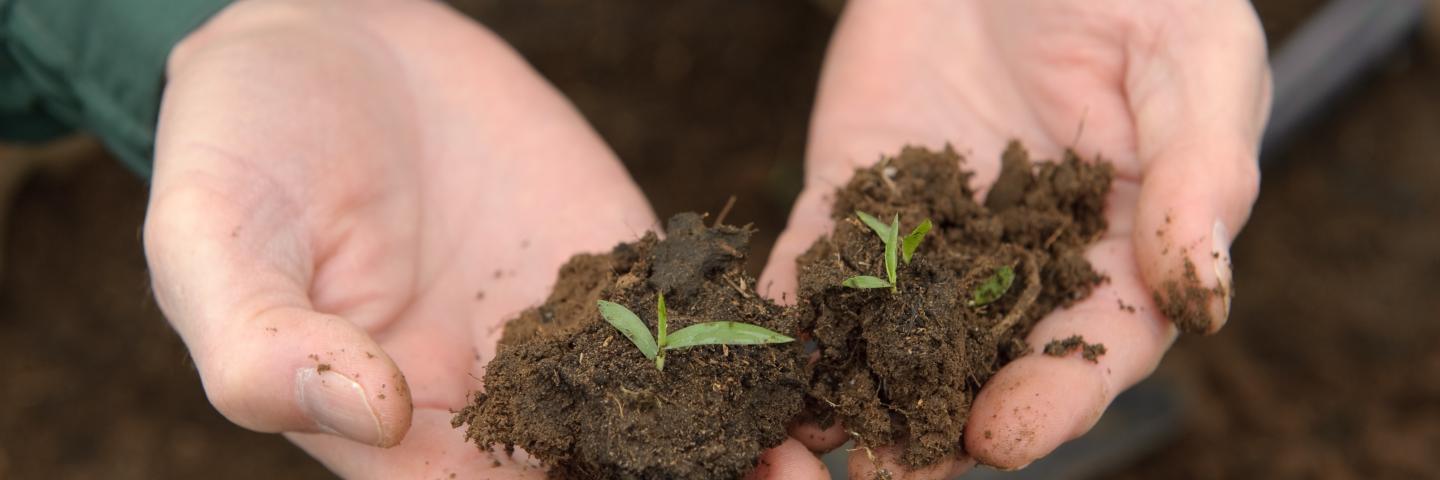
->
2, 0, 1437, 478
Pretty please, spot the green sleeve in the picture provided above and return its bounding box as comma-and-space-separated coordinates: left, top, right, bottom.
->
0, 0, 232, 177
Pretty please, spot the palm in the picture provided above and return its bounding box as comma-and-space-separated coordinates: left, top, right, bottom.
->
280, 53, 656, 478
147, 2, 651, 477
807, 0, 1144, 196
764, 0, 1267, 475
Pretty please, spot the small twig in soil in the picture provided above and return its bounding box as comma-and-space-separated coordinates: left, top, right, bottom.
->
1043, 224, 1067, 249
712, 195, 738, 227
609, 394, 625, 418
723, 273, 753, 299
716, 241, 743, 258
991, 252, 1042, 337
846, 431, 890, 480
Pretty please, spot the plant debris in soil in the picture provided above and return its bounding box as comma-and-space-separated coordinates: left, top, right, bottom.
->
453, 213, 807, 480
795, 142, 1113, 468
1042, 335, 1107, 363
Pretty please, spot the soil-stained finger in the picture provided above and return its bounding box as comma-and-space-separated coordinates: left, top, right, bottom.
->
965, 219, 1179, 469
849, 445, 974, 480
748, 438, 832, 480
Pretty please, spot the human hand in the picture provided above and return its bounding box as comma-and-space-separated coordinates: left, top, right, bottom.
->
761, 0, 1270, 476
143, 1, 826, 477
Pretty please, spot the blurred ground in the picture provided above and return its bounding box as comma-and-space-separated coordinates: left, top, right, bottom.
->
2, 0, 1437, 478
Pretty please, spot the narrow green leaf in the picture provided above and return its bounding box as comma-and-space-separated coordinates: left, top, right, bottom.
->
855, 210, 894, 242
902, 219, 933, 264
664, 322, 795, 350
597, 300, 658, 360
969, 266, 1016, 307
885, 215, 900, 286
842, 275, 892, 289
656, 293, 669, 349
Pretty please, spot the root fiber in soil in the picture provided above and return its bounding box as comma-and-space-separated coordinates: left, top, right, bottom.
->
796, 143, 1113, 467
453, 213, 806, 479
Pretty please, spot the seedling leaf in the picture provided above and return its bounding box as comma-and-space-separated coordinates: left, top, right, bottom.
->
970, 265, 1016, 307
902, 219, 933, 264
597, 300, 658, 360
656, 293, 669, 348
842, 275, 892, 289
856, 210, 894, 240
655, 293, 670, 370
666, 322, 795, 350
885, 215, 900, 287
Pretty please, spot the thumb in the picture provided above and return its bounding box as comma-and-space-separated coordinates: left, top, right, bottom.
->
1127, 0, 1271, 334
144, 179, 412, 447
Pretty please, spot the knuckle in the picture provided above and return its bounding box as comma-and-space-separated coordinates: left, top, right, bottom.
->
197, 358, 267, 429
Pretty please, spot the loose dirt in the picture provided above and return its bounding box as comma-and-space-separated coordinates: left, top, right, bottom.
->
1042, 335, 1107, 363
794, 143, 1113, 467
454, 213, 806, 479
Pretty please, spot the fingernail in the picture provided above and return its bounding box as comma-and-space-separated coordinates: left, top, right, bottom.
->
297, 367, 384, 446
1212, 220, 1233, 324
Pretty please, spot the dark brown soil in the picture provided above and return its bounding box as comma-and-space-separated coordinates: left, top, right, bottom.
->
16, 2, 1440, 479
453, 213, 807, 479
1154, 257, 1229, 334
794, 143, 1112, 467
1042, 335, 1106, 363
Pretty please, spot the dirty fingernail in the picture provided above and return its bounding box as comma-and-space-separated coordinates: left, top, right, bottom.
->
297, 367, 384, 446
1211, 220, 1233, 329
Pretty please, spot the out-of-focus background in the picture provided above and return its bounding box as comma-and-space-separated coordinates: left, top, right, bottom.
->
2, 0, 1438, 478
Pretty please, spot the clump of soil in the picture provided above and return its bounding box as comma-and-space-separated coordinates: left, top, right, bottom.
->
453, 213, 807, 479
1153, 257, 1228, 334
795, 143, 1113, 467
1042, 335, 1107, 363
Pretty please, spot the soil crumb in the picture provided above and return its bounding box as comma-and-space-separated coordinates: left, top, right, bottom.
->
1154, 257, 1228, 334
795, 142, 1112, 467
1042, 335, 1107, 363
454, 213, 806, 479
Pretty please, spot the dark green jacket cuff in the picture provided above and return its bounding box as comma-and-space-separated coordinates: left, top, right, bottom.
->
0, 0, 232, 177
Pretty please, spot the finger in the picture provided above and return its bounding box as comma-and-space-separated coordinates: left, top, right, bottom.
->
145, 174, 412, 447
965, 184, 1177, 469
288, 408, 547, 478
1126, 0, 1270, 334
760, 187, 834, 306
788, 421, 851, 453
748, 438, 831, 480
850, 446, 974, 480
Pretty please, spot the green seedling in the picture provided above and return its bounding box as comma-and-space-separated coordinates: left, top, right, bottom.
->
842, 210, 933, 293
969, 265, 1015, 307
596, 293, 794, 371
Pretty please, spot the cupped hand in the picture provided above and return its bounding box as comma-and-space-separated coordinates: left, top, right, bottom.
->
143, 0, 827, 477
761, 0, 1270, 476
